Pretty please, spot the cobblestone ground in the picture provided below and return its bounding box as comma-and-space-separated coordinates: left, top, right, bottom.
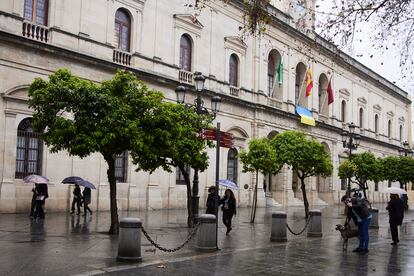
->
0, 205, 413, 275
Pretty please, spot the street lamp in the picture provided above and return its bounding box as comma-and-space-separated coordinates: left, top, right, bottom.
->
175, 72, 221, 224
341, 122, 361, 195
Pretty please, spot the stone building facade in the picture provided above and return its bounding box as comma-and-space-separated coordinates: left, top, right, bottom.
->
0, 0, 412, 213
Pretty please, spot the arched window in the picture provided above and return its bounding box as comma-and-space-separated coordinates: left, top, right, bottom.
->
374, 114, 379, 133
388, 120, 392, 138
114, 9, 131, 52
359, 108, 364, 128
267, 55, 275, 97
229, 54, 239, 87
15, 118, 43, 179
24, 0, 49, 26
399, 125, 403, 141
227, 148, 238, 184
341, 100, 346, 122
179, 34, 192, 72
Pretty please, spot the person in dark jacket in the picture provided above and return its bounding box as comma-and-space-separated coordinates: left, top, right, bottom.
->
206, 186, 220, 215
386, 194, 404, 245
29, 184, 38, 217
71, 184, 82, 215
82, 187, 93, 216
220, 189, 237, 235
342, 195, 372, 254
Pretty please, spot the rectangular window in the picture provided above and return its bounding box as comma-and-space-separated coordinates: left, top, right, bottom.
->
24, 0, 48, 26
374, 181, 378, 192
267, 75, 274, 97
115, 151, 128, 182
176, 165, 190, 185
388, 180, 392, 188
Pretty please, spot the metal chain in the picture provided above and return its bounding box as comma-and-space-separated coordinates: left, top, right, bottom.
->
141, 222, 200, 253
286, 217, 311, 236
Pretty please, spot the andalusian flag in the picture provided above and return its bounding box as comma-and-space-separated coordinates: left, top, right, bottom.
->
277, 55, 283, 86
305, 65, 313, 97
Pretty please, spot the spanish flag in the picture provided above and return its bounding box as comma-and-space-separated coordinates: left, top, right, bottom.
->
305, 66, 313, 97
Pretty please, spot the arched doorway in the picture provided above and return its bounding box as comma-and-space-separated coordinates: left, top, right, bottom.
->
267, 50, 282, 100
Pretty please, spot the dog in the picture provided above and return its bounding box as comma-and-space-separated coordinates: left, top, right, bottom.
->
335, 224, 359, 251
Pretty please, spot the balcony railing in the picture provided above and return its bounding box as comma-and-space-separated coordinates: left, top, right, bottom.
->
178, 70, 193, 84
113, 49, 131, 66
22, 22, 49, 43
229, 86, 240, 96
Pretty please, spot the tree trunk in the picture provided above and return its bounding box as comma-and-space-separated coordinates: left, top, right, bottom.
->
104, 154, 119, 234
299, 174, 309, 219
250, 170, 259, 223
361, 181, 368, 199
180, 165, 194, 228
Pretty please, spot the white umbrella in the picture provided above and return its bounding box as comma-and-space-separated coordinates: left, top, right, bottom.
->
219, 179, 239, 190
23, 174, 49, 184
383, 187, 407, 194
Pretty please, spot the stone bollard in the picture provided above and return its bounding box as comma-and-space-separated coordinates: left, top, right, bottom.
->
270, 211, 287, 242
370, 207, 379, 229
307, 210, 322, 237
196, 214, 217, 252
117, 218, 142, 262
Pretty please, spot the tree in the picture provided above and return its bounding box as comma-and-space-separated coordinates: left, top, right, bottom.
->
338, 152, 383, 198
130, 103, 213, 228
316, 0, 414, 81
28, 69, 164, 234
239, 137, 281, 223
270, 131, 333, 218
382, 156, 414, 189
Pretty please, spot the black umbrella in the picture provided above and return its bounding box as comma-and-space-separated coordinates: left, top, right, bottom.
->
62, 176, 84, 184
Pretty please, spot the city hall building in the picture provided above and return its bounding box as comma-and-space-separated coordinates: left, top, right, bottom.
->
0, 0, 412, 213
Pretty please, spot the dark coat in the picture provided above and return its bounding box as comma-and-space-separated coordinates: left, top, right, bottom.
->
220, 196, 236, 215
36, 184, 49, 198
346, 198, 371, 223
206, 193, 220, 215
82, 188, 91, 205
73, 186, 81, 198
387, 198, 404, 226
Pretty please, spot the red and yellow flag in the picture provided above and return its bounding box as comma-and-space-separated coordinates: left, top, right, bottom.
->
305, 66, 313, 97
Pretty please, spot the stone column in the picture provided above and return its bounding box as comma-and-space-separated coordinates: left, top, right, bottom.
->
307, 209, 322, 237
0, 112, 17, 213
196, 214, 216, 252
370, 207, 379, 229
270, 212, 287, 242
117, 218, 142, 262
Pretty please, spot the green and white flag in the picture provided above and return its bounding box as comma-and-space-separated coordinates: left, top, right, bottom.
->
277, 55, 283, 86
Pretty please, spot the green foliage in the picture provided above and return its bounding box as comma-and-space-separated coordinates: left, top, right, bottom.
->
338, 160, 357, 180
349, 152, 383, 184
383, 156, 414, 184
239, 137, 281, 175
130, 102, 213, 173
29, 69, 164, 157
270, 131, 333, 179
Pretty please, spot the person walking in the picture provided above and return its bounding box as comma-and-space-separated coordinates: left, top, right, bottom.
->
220, 189, 237, 235
386, 194, 404, 245
82, 187, 93, 216
71, 184, 82, 215
29, 184, 38, 217
206, 186, 220, 215
342, 195, 372, 254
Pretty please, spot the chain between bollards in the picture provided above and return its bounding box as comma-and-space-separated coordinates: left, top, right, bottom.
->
141, 222, 200, 253
286, 217, 311, 236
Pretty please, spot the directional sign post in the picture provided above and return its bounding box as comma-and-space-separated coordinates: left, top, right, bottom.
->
201, 128, 234, 149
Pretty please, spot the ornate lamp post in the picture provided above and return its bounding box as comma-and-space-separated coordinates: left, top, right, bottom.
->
175, 72, 221, 224
341, 122, 361, 195
398, 141, 413, 191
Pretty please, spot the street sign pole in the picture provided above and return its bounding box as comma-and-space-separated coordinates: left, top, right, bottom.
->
214, 122, 221, 250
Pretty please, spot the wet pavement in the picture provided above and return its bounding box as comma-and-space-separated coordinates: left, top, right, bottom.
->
0, 204, 413, 275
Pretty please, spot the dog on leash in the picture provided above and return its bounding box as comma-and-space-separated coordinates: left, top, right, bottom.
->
335, 224, 359, 251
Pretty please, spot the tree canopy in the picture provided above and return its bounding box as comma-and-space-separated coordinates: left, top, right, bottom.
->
29, 69, 164, 234
338, 151, 383, 198
270, 131, 333, 217
382, 156, 414, 188
239, 137, 282, 222
130, 102, 214, 227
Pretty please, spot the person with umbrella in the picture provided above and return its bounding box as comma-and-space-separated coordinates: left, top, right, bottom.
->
23, 175, 49, 219
82, 187, 92, 216
71, 184, 82, 215
386, 194, 404, 245
219, 189, 237, 235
